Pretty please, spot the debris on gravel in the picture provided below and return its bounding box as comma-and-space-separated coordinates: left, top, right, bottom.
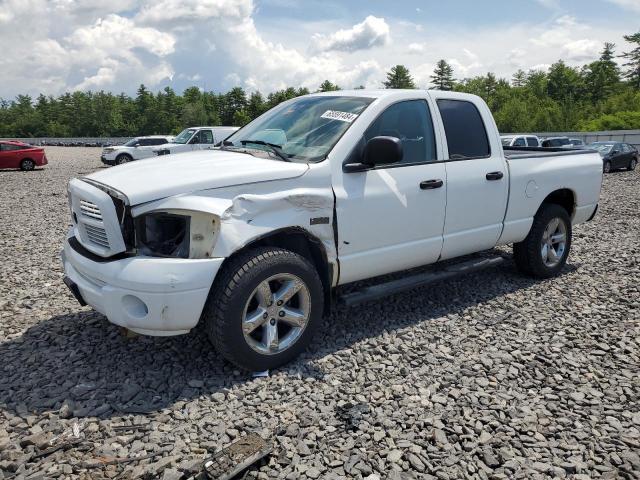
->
0, 147, 638, 479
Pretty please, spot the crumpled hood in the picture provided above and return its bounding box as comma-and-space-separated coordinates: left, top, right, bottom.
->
85, 150, 309, 205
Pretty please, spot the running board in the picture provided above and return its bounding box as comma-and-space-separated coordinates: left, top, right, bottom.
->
338, 256, 505, 307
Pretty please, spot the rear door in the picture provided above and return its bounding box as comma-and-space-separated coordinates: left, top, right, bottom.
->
0, 144, 21, 168
612, 143, 625, 168
527, 137, 540, 147
433, 97, 508, 260
0, 143, 11, 168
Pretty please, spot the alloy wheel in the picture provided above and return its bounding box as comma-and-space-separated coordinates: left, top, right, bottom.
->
242, 273, 311, 355
540, 217, 567, 268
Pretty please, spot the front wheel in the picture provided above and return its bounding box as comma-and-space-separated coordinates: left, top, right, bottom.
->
629, 158, 637, 171
513, 204, 572, 278
202, 247, 324, 371
603, 161, 611, 173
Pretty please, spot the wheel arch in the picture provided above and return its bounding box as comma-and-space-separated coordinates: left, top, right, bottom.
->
214, 227, 335, 315
539, 188, 576, 219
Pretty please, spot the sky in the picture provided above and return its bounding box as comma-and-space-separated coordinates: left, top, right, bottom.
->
0, 0, 639, 99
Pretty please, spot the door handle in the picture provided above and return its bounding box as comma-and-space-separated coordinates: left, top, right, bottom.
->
420, 179, 444, 190
486, 171, 504, 181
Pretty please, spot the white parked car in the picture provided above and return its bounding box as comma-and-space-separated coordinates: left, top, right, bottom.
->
101, 136, 174, 166
501, 134, 541, 148
153, 126, 239, 156
62, 90, 602, 371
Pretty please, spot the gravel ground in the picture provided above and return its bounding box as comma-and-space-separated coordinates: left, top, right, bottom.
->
0, 147, 639, 480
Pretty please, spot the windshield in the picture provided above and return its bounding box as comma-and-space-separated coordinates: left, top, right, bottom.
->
501, 137, 513, 146
224, 95, 374, 162
123, 138, 139, 147
588, 143, 614, 154
173, 128, 197, 144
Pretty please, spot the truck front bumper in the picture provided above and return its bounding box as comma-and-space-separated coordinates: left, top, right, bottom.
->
62, 234, 223, 336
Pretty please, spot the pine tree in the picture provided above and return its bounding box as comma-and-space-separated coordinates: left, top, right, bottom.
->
583, 43, 620, 102
622, 32, 640, 89
318, 80, 340, 92
512, 69, 527, 88
383, 65, 416, 89
430, 60, 455, 90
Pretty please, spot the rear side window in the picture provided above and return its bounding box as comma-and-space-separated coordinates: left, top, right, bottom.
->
527, 137, 539, 147
513, 137, 526, 147
437, 99, 490, 159
364, 100, 437, 164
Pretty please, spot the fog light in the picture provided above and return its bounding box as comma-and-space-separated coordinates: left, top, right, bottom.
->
122, 295, 149, 319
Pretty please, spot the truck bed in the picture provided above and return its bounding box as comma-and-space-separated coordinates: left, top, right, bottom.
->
503, 146, 598, 160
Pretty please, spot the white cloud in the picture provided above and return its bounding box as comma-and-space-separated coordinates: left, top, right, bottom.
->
136, 0, 252, 24
408, 42, 427, 54
606, 0, 640, 13
311, 15, 390, 53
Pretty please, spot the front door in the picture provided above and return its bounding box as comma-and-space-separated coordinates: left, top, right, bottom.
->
433, 98, 508, 260
336, 99, 447, 284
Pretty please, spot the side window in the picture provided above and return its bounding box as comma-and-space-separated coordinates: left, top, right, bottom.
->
527, 137, 539, 147
513, 137, 526, 147
364, 100, 436, 165
137, 139, 150, 146
622, 144, 631, 153
201, 130, 214, 144
437, 99, 490, 159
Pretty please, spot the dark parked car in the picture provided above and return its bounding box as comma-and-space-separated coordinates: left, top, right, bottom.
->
587, 142, 638, 173
541, 137, 572, 148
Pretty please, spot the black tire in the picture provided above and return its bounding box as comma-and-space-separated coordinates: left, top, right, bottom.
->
629, 158, 637, 171
20, 159, 35, 171
603, 161, 611, 173
513, 204, 572, 279
202, 247, 324, 371
116, 154, 132, 165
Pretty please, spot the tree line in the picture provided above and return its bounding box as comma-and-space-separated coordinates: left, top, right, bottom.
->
2, 31, 640, 137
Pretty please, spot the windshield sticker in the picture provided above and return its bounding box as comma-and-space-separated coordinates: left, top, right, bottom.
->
321, 110, 359, 123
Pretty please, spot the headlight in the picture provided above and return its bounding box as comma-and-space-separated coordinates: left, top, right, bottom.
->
134, 210, 219, 259
103, 147, 115, 153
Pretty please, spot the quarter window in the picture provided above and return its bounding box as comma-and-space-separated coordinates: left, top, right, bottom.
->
364, 100, 437, 164
437, 99, 490, 159
513, 137, 526, 147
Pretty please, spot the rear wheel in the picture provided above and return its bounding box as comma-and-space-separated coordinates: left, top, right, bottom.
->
629, 158, 637, 171
202, 247, 324, 371
20, 159, 35, 171
513, 204, 572, 278
603, 161, 611, 173
116, 154, 132, 165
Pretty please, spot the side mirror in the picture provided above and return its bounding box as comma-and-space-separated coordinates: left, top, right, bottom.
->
343, 136, 403, 172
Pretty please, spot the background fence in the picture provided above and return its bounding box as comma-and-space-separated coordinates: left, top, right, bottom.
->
507, 130, 640, 148
4, 129, 640, 149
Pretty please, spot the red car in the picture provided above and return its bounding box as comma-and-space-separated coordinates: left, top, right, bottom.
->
0, 141, 48, 171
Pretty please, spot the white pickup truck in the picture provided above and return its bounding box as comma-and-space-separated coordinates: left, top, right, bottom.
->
62, 90, 602, 370
153, 126, 239, 156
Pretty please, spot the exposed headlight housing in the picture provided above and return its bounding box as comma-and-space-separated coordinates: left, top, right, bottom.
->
134, 210, 219, 259
103, 147, 115, 153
